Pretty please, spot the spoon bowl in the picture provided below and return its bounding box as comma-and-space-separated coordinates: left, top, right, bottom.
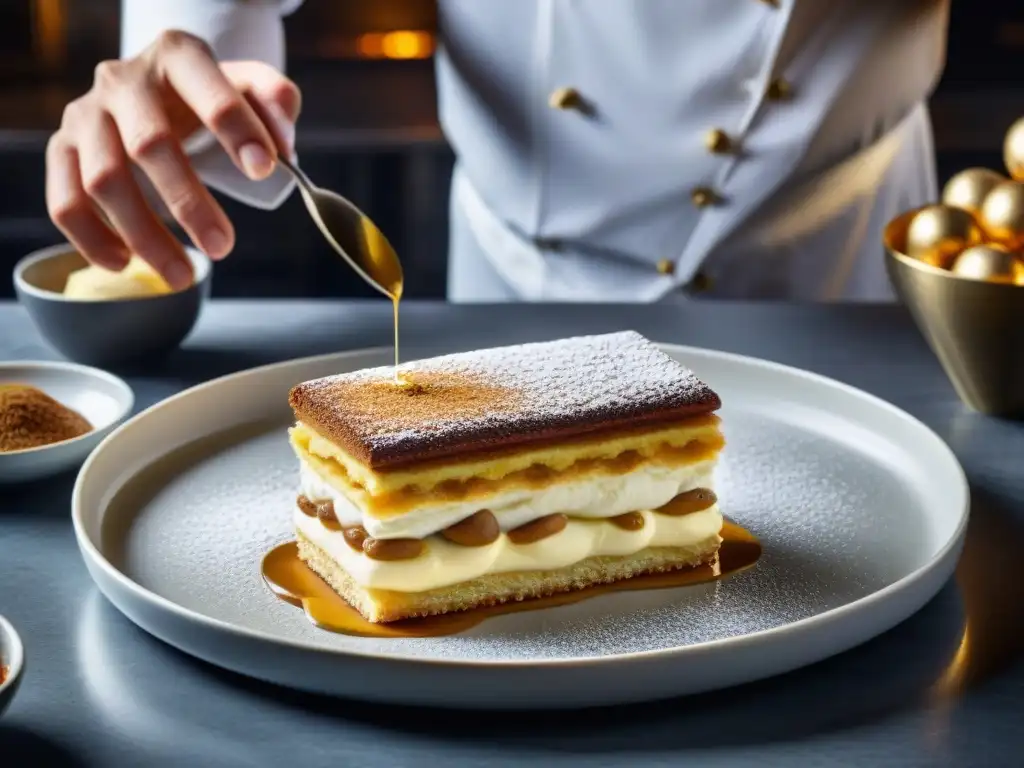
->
278, 157, 403, 300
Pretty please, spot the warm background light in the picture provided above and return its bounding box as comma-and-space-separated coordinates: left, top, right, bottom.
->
32, 0, 66, 72
356, 30, 434, 60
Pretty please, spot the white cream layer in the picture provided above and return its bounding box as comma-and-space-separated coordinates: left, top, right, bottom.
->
295, 504, 723, 592
299, 458, 716, 540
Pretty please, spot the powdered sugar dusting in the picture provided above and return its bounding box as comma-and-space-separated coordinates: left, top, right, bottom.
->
289, 331, 720, 468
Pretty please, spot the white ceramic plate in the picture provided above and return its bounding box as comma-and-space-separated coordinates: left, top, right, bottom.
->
0, 361, 134, 483
71, 345, 969, 709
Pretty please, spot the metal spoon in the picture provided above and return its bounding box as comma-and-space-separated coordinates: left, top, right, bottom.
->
278, 156, 404, 300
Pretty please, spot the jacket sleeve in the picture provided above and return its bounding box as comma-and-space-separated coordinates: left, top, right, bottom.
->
120, 0, 304, 210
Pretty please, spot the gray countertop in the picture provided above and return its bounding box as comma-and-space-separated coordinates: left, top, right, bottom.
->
2, 299, 1023, 768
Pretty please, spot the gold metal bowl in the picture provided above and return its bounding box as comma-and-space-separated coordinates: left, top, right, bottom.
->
885, 209, 1024, 418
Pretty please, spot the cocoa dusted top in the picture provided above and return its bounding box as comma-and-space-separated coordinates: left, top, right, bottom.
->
288, 331, 721, 470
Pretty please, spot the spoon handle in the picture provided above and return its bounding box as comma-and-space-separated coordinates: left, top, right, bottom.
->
277, 156, 316, 195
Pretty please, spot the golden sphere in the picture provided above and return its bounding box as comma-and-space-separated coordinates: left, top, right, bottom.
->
905, 204, 983, 268
979, 180, 1024, 249
941, 168, 1006, 215
950, 244, 1024, 284
1003, 117, 1024, 181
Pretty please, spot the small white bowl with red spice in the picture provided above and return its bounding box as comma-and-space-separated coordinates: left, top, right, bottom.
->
0, 614, 23, 717
0, 361, 134, 483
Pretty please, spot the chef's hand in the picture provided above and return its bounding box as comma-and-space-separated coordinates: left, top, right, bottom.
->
45, 30, 301, 289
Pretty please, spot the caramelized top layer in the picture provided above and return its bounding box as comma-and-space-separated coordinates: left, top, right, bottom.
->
288, 331, 721, 470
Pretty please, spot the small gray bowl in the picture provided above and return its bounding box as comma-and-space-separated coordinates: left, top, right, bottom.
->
0, 614, 24, 717
13, 243, 211, 368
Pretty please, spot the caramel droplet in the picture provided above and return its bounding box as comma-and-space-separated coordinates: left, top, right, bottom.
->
507, 514, 568, 545
609, 512, 645, 531
363, 537, 425, 561
297, 496, 318, 518
343, 526, 368, 552
342, 528, 370, 552
394, 372, 427, 396
442, 510, 501, 547
660, 488, 718, 516
316, 500, 339, 524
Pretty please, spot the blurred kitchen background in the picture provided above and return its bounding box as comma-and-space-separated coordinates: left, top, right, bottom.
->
0, 1, 1018, 299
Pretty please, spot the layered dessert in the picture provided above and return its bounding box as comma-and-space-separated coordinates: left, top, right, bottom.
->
287, 331, 724, 623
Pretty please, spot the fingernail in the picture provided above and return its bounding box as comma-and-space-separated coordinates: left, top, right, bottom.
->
165, 260, 193, 291
238, 142, 273, 180
202, 227, 232, 260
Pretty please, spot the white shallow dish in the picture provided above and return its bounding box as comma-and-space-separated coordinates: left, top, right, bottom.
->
0, 361, 134, 483
72, 344, 969, 709
0, 613, 25, 717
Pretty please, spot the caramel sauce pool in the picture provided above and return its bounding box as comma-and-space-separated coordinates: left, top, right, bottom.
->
261, 521, 761, 639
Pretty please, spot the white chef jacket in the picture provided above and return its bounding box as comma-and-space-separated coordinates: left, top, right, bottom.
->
121, 0, 949, 302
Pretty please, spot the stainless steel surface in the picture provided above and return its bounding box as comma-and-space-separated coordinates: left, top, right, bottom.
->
2, 300, 1023, 766
280, 156, 404, 299
885, 210, 1024, 417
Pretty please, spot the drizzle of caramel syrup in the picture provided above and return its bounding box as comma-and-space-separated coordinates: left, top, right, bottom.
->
261, 521, 761, 638
317, 192, 404, 382
392, 296, 401, 384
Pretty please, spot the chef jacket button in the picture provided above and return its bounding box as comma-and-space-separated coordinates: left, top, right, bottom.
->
766, 77, 793, 101
656, 259, 676, 276
704, 128, 733, 154
689, 271, 714, 293
691, 187, 718, 208
548, 87, 585, 111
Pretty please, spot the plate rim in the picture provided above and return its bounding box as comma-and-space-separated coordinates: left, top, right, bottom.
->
0, 359, 135, 457
0, 612, 25, 702
71, 342, 970, 669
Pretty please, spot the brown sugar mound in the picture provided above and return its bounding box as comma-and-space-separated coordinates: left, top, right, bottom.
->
0, 384, 92, 452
